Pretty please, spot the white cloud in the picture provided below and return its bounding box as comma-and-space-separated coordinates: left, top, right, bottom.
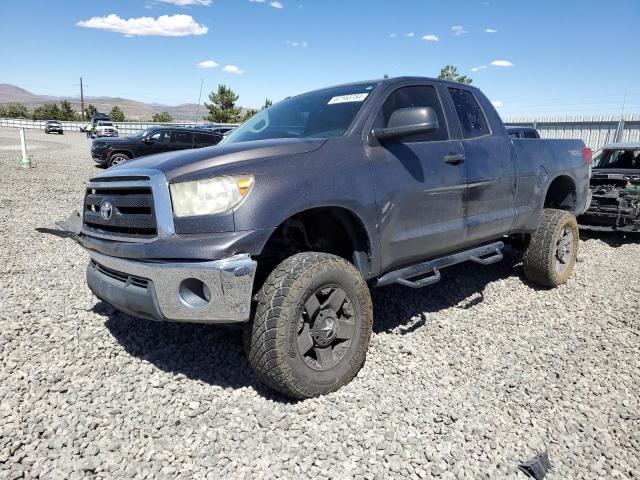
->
249, 0, 265, 2
77, 14, 208, 36
223, 65, 245, 74
484, 28, 497, 33
270, 1, 284, 7
286, 40, 308, 47
197, 60, 218, 68
405, 32, 414, 37
421, 34, 439, 41
389, 33, 397, 37
451, 25, 467, 36
157, 0, 212, 5
490, 60, 514, 67
491, 100, 503, 108
470, 65, 487, 72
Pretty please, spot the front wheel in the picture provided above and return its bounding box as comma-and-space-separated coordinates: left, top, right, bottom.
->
107, 153, 130, 168
523, 208, 579, 287
245, 252, 373, 399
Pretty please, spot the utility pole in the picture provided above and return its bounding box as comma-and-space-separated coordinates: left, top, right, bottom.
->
80, 77, 85, 121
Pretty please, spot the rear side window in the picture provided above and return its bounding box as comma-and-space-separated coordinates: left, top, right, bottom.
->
522, 130, 539, 139
195, 133, 218, 145
172, 131, 194, 145
448, 88, 490, 139
376, 86, 448, 142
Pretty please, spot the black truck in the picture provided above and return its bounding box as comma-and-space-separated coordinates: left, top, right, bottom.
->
67, 77, 592, 398
91, 126, 223, 168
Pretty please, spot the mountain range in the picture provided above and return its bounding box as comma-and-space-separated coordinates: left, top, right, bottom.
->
0, 84, 214, 121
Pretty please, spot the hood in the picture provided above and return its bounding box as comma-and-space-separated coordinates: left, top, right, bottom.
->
94, 136, 134, 144
111, 137, 327, 181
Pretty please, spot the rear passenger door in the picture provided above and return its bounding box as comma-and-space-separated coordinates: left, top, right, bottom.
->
446, 87, 517, 243
366, 84, 468, 272
171, 130, 195, 151
195, 132, 222, 148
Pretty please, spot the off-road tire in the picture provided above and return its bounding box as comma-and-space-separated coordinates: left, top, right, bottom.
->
107, 153, 130, 168
523, 208, 579, 287
245, 252, 373, 399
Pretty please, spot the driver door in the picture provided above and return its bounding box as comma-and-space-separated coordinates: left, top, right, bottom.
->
366, 84, 468, 272
139, 129, 172, 157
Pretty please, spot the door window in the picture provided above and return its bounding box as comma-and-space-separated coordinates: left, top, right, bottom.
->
447, 88, 490, 139
149, 130, 171, 144
375, 86, 448, 142
171, 131, 194, 145
195, 133, 218, 145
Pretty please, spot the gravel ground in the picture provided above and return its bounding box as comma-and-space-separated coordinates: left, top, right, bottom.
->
0, 127, 639, 480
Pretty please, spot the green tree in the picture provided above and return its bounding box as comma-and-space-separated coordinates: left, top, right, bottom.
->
437, 65, 472, 84
110, 106, 126, 122
262, 98, 272, 110
241, 109, 258, 122
32, 103, 61, 120
204, 84, 242, 123
85, 104, 97, 119
59, 100, 76, 121
152, 111, 174, 123
383, 73, 389, 79
3, 102, 30, 119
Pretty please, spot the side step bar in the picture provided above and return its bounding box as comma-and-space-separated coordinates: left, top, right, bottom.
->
375, 241, 504, 289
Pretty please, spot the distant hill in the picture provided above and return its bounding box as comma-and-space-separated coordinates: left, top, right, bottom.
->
0, 84, 228, 121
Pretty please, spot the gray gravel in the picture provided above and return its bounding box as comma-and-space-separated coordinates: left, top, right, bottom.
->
1, 127, 639, 479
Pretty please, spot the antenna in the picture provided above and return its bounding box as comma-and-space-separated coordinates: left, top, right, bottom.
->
194, 78, 204, 125
80, 77, 85, 121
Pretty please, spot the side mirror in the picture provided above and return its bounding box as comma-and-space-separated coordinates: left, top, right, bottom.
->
372, 107, 439, 142
143, 137, 154, 144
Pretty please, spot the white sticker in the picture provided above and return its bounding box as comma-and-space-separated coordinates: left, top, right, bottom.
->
328, 93, 369, 104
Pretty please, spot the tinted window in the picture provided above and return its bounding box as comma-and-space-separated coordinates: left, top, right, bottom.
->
522, 130, 539, 139
171, 131, 194, 145
448, 88, 490, 139
594, 149, 640, 169
508, 131, 521, 139
220, 82, 378, 145
375, 85, 448, 142
196, 133, 220, 145
150, 130, 171, 144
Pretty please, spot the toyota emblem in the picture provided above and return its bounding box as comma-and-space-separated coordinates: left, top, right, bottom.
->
100, 201, 113, 221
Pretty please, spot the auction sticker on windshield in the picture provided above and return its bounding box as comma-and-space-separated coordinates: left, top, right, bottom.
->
328, 93, 369, 104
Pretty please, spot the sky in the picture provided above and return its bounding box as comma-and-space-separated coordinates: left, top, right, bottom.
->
1, 0, 640, 118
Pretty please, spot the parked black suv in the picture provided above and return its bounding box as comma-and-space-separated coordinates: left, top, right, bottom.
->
91, 126, 223, 168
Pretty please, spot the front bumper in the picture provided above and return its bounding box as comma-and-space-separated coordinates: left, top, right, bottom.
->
86, 250, 257, 324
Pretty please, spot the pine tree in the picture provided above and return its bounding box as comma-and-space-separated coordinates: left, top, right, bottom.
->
204, 85, 242, 123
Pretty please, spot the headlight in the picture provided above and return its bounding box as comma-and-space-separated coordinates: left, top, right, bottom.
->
169, 175, 254, 217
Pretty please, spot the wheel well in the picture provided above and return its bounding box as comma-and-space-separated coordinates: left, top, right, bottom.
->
111, 150, 132, 158
544, 175, 576, 211
255, 207, 372, 290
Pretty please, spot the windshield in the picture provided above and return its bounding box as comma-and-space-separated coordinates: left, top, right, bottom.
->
220, 82, 378, 145
594, 149, 640, 169
98, 122, 113, 127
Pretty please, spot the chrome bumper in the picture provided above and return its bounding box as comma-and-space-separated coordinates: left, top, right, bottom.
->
86, 251, 256, 324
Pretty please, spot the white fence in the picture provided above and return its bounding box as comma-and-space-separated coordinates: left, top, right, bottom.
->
0, 118, 238, 135
2, 115, 640, 150
504, 115, 640, 150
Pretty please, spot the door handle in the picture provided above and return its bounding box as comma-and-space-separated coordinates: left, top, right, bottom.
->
444, 153, 465, 165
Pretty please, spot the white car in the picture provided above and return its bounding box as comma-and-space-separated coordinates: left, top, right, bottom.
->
95, 121, 118, 138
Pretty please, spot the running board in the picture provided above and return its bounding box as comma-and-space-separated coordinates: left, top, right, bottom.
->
375, 241, 504, 289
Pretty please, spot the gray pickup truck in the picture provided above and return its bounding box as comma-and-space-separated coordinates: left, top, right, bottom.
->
68, 77, 592, 398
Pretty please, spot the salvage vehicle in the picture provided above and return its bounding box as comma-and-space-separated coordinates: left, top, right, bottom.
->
44, 120, 63, 134
94, 121, 119, 138
63, 77, 592, 398
579, 142, 640, 232
505, 126, 540, 139
91, 126, 223, 168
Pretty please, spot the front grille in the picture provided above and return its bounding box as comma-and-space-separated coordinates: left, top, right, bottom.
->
83, 185, 157, 240
91, 260, 149, 288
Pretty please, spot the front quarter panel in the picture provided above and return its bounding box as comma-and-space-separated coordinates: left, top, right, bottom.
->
202, 136, 381, 274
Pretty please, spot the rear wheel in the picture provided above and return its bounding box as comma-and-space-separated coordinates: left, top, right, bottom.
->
245, 252, 373, 399
523, 208, 579, 287
107, 153, 130, 168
